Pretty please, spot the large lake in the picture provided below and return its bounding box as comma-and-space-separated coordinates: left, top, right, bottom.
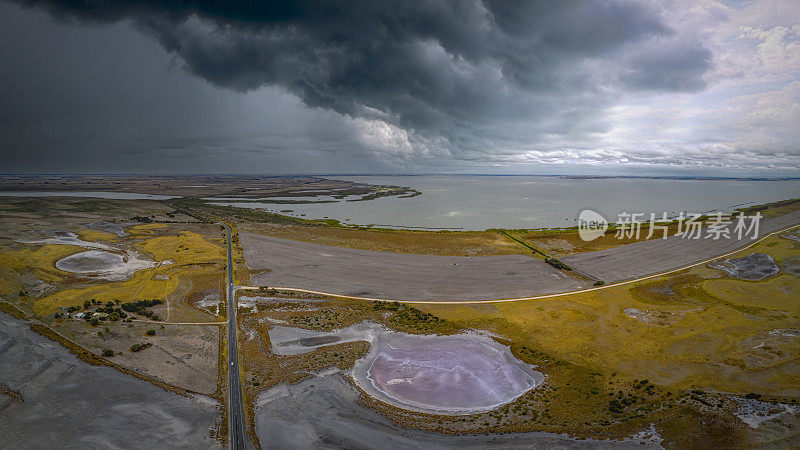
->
211, 175, 800, 230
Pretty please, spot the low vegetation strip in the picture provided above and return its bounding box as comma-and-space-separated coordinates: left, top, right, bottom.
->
28, 322, 196, 398
497, 230, 546, 257
0, 301, 27, 320
738, 197, 800, 216
498, 230, 575, 271
0, 384, 24, 403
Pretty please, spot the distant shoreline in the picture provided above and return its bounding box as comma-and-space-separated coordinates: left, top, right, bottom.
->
2, 173, 799, 182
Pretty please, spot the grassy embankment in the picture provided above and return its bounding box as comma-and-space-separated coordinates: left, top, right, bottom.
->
175, 196, 800, 259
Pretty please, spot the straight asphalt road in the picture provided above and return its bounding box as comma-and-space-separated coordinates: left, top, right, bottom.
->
222, 223, 252, 449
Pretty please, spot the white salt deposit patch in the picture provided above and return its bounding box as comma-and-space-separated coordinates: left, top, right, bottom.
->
626, 424, 663, 447
237, 298, 259, 312
19, 231, 114, 250
196, 293, 220, 309
623, 307, 700, 325
770, 328, 800, 338
56, 251, 125, 273
55, 250, 156, 281
732, 397, 798, 428
708, 253, 779, 280
781, 232, 800, 242
263, 317, 288, 325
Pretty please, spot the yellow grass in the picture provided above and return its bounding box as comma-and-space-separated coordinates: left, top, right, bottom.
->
127, 223, 168, 237
76, 228, 119, 242
0, 270, 20, 296
33, 267, 179, 315
0, 244, 85, 283
25, 229, 225, 316
417, 232, 800, 396
135, 231, 224, 264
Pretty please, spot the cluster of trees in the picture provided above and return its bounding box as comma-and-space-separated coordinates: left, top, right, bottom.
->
95, 301, 129, 321
121, 299, 164, 321
130, 215, 154, 223
54, 298, 164, 323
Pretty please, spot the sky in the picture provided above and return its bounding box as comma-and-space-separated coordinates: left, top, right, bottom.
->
0, 0, 798, 176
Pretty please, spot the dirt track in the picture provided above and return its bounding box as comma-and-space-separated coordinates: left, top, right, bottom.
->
240, 232, 588, 301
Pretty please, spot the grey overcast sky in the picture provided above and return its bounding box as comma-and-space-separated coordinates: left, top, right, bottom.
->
0, 0, 798, 175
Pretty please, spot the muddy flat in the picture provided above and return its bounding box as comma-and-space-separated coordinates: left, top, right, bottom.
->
0, 313, 221, 449
241, 232, 588, 301
254, 374, 658, 449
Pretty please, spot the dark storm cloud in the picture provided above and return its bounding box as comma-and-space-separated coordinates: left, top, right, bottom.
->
10, 0, 706, 151
620, 40, 713, 92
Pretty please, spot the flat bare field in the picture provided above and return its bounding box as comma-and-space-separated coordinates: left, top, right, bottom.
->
563, 209, 800, 283
240, 232, 588, 300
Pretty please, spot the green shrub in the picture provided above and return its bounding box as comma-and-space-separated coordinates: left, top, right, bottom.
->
130, 343, 153, 352
545, 257, 571, 270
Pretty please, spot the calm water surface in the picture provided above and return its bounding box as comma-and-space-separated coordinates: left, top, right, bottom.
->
212, 176, 800, 230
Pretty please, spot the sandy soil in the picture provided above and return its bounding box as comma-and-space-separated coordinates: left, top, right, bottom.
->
18, 230, 114, 250
241, 232, 587, 300
55, 321, 220, 395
